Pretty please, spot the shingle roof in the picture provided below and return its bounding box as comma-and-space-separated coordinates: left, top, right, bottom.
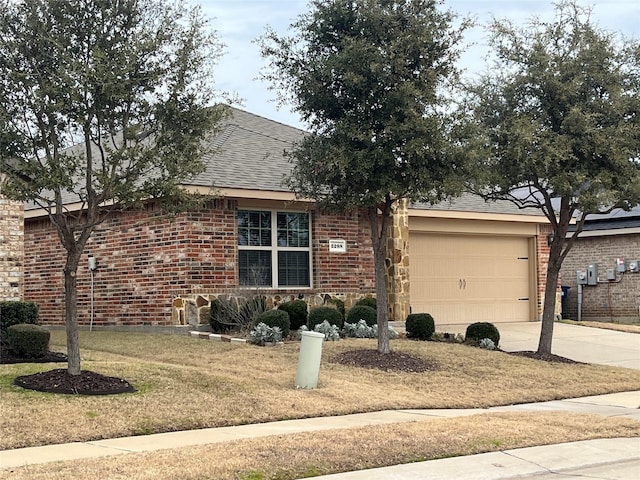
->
192, 107, 304, 192
412, 193, 544, 216
22, 106, 544, 218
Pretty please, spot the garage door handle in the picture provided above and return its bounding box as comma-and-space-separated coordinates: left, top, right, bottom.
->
518, 297, 529, 301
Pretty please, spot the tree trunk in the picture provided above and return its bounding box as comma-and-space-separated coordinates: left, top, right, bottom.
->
368, 206, 390, 354
63, 252, 82, 375
537, 242, 562, 355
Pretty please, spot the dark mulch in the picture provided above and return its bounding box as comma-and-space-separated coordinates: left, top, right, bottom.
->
507, 351, 583, 364
0, 348, 68, 364
333, 349, 438, 373
14, 369, 136, 395
2, 347, 135, 395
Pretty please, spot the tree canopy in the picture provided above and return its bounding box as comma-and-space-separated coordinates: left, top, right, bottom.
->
0, 0, 226, 374
260, 0, 470, 353
465, 0, 640, 354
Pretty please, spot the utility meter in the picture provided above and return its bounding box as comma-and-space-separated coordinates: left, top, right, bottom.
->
629, 260, 640, 273
576, 269, 587, 285
616, 257, 626, 273
587, 264, 598, 285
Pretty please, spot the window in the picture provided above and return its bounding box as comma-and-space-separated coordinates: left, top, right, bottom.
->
238, 210, 311, 288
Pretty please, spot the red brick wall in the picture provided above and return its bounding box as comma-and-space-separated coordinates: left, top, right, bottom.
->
536, 223, 555, 319
312, 209, 375, 292
24, 202, 376, 326
560, 233, 640, 320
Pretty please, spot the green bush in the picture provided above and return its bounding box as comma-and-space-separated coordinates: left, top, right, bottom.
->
465, 322, 500, 347
405, 313, 435, 340
7, 323, 50, 358
307, 306, 344, 330
1, 301, 39, 338
255, 309, 291, 338
326, 298, 345, 318
355, 297, 377, 310
277, 300, 308, 330
346, 305, 377, 327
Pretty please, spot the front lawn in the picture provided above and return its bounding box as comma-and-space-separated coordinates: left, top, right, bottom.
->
1, 329, 639, 450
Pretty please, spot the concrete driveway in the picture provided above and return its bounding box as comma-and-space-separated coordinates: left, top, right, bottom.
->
438, 322, 640, 370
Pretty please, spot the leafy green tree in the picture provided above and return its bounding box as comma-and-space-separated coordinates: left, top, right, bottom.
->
260, 0, 470, 353
0, 0, 226, 375
465, 0, 640, 355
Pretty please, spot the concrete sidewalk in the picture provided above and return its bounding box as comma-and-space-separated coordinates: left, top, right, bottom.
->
1, 391, 639, 472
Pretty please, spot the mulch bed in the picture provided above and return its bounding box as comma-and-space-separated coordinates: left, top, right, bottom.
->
1, 347, 136, 395
507, 351, 583, 364
13, 369, 136, 395
333, 349, 438, 373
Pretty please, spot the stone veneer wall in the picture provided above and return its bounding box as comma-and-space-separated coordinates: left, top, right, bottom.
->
24, 201, 378, 326
0, 193, 24, 301
386, 199, 410, 322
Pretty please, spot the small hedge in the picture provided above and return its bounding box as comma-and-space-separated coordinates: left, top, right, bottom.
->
465, 322, 500, 347
277, 300, 308, 330
405, 313, 435, 340
355, 297, 377, 310
307, 306, 344, 330
255, 309, 291, 338
7, 323, 50, 358
346, 305, 377, 327
326, 298, 345, 318
1, 301, 40, 338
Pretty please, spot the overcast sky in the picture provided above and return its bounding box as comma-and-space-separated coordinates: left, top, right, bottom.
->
194, 0, 639, 130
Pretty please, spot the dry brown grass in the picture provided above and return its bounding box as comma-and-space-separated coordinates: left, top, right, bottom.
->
561, 319, 640, 334
1, 330, 639, 450
3, 412, 639, 480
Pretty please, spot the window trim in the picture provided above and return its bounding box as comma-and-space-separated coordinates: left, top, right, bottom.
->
238, 209, 313, 289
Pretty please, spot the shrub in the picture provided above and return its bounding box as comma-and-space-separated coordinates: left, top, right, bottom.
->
343, 320, 399, 339
313, 321, 340, 341
346, 305, 377, 327
256, 309, 291, 338
326, 298, 345, 318
479, 338, 496, 350
307, 306, 344, 330
405, 313, 435, 340
277, 300, 308, 330
1, 301, 39, 339
7, 323, 50, 358
355, 297, 377, 310
465, 322, 500, 347
248, 323, 282, 345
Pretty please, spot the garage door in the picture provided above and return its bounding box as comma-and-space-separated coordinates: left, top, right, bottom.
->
409, 233, 532, 324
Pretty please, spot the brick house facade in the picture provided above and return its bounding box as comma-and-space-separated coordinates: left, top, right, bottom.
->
21, 108, 554, 327
560, 209, 640, 322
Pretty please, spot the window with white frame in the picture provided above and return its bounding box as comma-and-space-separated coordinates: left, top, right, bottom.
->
237, 210, 311, 288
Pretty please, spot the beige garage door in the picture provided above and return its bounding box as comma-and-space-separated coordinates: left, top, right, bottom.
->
409, 233, 532, 324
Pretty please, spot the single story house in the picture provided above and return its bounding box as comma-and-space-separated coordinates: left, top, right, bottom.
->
560, 207, 640, 322
22, 107, 554, 328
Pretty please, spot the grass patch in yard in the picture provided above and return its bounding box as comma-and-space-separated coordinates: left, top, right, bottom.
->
3, 412, 639, 480
561, 319, 640, 334
1, 330, 639, 449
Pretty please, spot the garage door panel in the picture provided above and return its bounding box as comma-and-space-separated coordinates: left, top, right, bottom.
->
410, 233, 532, 324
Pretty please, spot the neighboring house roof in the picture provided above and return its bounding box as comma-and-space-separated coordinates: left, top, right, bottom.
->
569, 205, 640, 234
412, 194, 544, 217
